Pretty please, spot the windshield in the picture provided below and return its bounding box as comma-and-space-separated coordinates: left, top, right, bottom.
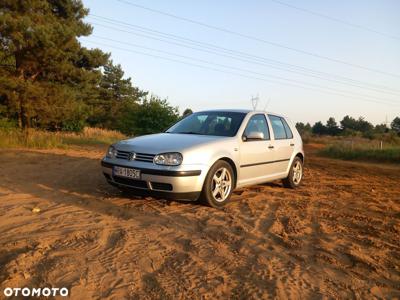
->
166, 111, 246, 137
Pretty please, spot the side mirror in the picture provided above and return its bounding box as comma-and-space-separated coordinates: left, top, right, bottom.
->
244, 131, 264, 140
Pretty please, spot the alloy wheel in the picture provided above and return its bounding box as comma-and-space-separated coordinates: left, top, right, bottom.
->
211, 167, 232, 202
292, 161, 303, 185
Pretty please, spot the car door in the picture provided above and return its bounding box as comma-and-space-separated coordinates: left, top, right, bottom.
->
267, 115, 295, 174
238, 114, 275, 185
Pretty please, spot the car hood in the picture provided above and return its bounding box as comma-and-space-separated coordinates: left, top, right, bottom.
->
116, 133, 228, 154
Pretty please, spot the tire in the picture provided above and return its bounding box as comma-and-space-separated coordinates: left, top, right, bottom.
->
282, 156, 303, 188
200, 160, 234, 208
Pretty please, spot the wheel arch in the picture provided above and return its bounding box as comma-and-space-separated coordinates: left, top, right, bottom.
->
216, 157, 238, 188
295, 152, 304, 163
285, 151, 305, 176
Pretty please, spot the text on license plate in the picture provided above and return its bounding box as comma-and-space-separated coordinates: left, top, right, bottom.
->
113, 166, 141, 179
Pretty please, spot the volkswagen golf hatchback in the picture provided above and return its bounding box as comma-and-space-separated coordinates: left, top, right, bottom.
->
102, 109, 304, 207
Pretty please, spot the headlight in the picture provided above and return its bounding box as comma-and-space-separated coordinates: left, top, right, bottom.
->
106, 145, 117, 158
154, 152, 183, 166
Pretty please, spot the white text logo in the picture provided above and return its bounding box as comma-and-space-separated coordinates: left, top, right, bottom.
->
3, 287, 69, 297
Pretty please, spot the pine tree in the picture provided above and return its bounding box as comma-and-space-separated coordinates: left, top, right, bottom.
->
326, 117, 340, 136
0, 0, 109, 131
182, 108, 193, 117
391, 117, 400, 135
312, 121, 327, 135
87, 61, 147, 128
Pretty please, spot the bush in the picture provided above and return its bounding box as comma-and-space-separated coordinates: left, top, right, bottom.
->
383, 132, 400, 145
299, 131, 312, 144
0, 118, 17, 131
362, 130, 374, 140
319, 145, 400, 164
61, 118, 87, 132
116, 96, 179, 136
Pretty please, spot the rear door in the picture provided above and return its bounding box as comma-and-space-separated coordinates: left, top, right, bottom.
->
267, 115, 295, 174
239, 114, 275, 185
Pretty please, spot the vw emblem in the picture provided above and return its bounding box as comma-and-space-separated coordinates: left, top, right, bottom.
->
128, 152, 136, 161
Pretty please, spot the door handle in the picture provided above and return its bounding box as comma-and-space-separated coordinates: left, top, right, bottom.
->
268, 145, 274, 149
290, 143, 295, 146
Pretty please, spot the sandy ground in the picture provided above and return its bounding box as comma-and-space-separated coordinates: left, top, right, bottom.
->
0, 145, 399, 299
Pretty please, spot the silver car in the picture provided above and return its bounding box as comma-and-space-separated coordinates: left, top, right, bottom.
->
101, 109, 304, 207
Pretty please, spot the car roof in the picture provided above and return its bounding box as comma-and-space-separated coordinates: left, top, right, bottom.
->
196, 109, 285, 118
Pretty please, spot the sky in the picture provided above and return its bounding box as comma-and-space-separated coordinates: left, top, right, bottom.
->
80, 0, 400, 125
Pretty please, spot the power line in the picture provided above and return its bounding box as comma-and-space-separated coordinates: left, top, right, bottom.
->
82, 39, 400, 107
87, 15, 400, 96
269, 0, 400, 41
89, 34, 399, 105
89, 15, 400, 94
114, 0, 400, 79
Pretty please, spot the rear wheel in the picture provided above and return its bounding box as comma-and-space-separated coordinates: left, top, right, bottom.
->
282, 157, 303, 188
201, 161, 234, 208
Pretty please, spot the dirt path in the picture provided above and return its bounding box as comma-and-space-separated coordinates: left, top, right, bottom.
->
0, 146, 399, 299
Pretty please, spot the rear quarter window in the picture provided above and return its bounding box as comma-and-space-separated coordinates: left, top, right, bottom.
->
281, 118, 293, 139
268, 115, 293, 140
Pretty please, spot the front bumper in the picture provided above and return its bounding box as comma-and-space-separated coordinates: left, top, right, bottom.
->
101, 159, 206, 201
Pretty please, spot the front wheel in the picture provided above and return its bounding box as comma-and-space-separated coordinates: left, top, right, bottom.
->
200, 161, 234, 208
282, 157, 303, 188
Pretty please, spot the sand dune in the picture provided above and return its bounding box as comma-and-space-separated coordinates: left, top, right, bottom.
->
0, 146, 399, 299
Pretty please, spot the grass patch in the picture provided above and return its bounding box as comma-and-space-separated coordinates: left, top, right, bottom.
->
319, 145, 400, 164
61, 127, 127, 146
0, 127, 126, 149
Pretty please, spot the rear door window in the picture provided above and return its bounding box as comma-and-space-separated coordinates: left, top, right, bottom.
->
268, 115, 292, 139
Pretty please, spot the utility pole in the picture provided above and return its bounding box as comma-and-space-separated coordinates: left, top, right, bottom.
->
251, 94, 259, 110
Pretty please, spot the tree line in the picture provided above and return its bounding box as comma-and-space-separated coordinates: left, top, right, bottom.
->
296, 116, 400, 138
0, 0, 188, 136
1, 1, 398, 139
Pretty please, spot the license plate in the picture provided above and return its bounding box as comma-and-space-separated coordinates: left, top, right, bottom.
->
113, 166, 141, 179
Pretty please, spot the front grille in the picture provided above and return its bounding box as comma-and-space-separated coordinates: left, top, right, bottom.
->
115, 150, 130, 160
116, 150, 155, 163
151, 182, 173, 191
113, 176, 148, 189
135, 153, 156, 162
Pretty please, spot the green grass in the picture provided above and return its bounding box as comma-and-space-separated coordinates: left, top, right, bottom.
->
319, 145, 400, 164
0, 127, 126, 149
